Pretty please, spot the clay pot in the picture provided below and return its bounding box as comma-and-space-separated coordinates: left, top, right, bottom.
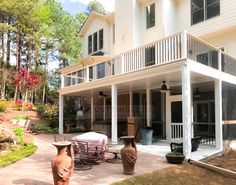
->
51, 141, 74, 185
120, 136, 137, 175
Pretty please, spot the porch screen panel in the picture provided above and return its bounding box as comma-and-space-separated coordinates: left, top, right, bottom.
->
97, 63, 105, 79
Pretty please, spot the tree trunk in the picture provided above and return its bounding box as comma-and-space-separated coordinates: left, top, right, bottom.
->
6, 16, 11, 67
1, 31, 5, 68
13, 86, 18, 102
1, 70, 7, 100
16, 33, 21, 70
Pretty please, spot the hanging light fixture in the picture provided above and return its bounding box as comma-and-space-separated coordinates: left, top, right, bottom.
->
193, 88, 200, 98
160, 81, 168, 93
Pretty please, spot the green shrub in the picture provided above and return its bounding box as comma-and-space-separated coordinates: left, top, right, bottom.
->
12, 114, 29, 120
36, 104, 45, 117
15, 127, 24, 144
44, 104, 58, 120
22, 115, 29, 120
35, 123, 58, 133
0, 102, 7, 112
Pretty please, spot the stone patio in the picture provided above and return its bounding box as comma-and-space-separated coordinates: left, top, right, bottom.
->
0, 134, 171, 185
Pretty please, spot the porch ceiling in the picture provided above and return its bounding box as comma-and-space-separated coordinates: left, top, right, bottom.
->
61, 61, 215, 98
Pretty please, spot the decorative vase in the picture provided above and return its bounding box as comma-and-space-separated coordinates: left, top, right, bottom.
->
165, 152, 185, 164
120, 136, 137, 175
51, 141, 74, 185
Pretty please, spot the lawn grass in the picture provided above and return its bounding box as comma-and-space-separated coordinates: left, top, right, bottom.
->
0, 143, 37, 167
112, 163, 236, 185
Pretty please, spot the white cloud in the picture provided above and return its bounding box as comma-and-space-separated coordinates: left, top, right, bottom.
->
67, 0, 114, 12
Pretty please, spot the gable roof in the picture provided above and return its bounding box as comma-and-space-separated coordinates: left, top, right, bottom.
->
79, 11, 114, 37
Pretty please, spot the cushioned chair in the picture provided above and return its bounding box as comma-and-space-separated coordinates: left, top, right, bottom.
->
170, 136, 202, 153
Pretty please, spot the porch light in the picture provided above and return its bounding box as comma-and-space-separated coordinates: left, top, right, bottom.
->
193, 88, 200, 98
160, 81, 168, 93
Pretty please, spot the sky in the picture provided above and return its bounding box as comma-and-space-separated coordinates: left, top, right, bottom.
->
58, 0, 115, 14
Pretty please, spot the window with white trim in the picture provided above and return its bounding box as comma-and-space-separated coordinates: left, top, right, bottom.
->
191, 0, 220, 25
146, 3, 155, 29
87, 29, 104, 55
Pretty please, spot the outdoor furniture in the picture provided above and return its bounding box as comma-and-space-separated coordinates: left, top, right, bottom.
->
170, 136, 202, 153
72, 140, 92, 171
106, 148, 122, 164
71, 132, 108, 164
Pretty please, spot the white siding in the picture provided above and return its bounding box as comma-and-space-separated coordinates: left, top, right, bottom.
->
163, 0, 178, 36
140, 0, 164, 45
82, 16, 111, 57
114, 0, 135, 54
176, 0, 236, 37
203, 30, 236, 58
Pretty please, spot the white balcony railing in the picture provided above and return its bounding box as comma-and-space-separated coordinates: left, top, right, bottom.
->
171, 123, 183, 140
62, 31, 236, 88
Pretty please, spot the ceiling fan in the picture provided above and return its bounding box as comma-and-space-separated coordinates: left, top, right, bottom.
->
160, 81, 180, 94
99, 91, 109, 98
160, 81, 169, 93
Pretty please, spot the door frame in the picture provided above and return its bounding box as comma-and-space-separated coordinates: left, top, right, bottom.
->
166, 92, 182, 142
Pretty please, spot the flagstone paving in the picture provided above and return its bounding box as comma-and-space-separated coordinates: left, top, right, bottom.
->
0, 134, 171, 185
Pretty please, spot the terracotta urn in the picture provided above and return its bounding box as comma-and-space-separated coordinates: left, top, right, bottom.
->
120, 136, 137, 175
51, 141, 74, 185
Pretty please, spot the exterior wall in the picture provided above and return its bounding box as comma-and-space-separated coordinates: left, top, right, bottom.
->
82, 16, 111, 57
114, 0, 165, 53
163, 0, 178, 36
176, 0, 236, 37
114, 0, 135, 54
140, 0, 164, 45
202, 30, 236, 58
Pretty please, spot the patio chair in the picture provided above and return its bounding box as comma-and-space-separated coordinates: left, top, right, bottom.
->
170, 136, 202, 153
72, 140, 92, 171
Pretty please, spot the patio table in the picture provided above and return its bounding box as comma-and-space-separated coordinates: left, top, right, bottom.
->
71, 132, 108, 164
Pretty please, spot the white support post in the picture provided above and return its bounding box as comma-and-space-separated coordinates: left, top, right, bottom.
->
86, 67, 89, 82
129, 91, 133, 117
146, 88, 152, 127
218, 49, 222, 71
166, 91, 171, 142
103, 98, 106, 121
111, 84, 118, 143
215, 79, 223, 150
181, 30, 187, 59
59, 94, 64, 134
91, 97, 94, 130
182, 61, 192, 159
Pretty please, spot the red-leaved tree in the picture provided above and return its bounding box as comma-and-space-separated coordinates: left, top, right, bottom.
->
14, 68, 42, 106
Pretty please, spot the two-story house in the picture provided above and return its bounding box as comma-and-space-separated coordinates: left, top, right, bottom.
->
59, 0, 236, 158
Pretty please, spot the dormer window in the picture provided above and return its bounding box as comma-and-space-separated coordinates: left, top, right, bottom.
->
88, 35, 92, 54
191, 0, 220, 25
99, 29, 103, 50
88, 29, 104, 55
146, 3, 155, 29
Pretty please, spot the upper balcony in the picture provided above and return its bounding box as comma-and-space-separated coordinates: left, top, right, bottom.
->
60, 31, 236, 89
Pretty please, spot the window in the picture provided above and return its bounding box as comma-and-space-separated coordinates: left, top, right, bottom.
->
99, 29, 103, 50
146, 3, 155, 29
93, 32, 98, 52
88, 29, 104, 55
191, 0, 220, 25
88, 35, 92, 54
